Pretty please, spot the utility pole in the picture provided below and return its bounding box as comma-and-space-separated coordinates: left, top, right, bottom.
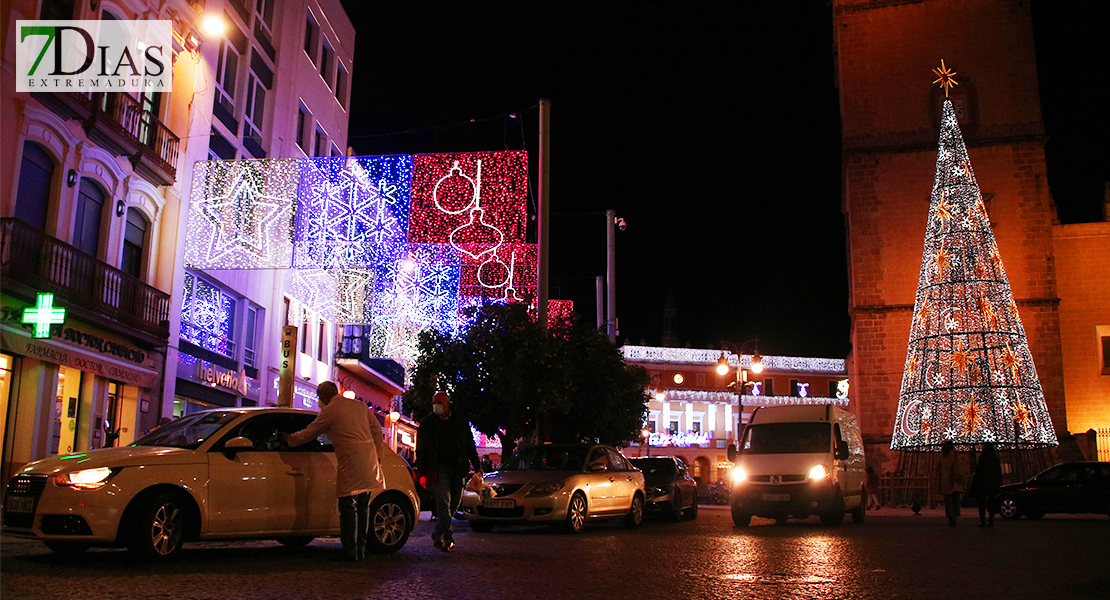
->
537, 99, 551, 326
606, 209, 616, 343
596, 275, 604, 330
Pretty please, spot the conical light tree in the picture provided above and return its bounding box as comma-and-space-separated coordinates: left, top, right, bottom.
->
891, 62, 1058, 451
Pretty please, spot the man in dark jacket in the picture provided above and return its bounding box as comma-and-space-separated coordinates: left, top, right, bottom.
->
416, 391, 481, 552
973, 442, 1003, 527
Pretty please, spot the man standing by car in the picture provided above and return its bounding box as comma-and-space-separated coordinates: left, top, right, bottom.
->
280, 381, 385, 561
416, 391, 482, 553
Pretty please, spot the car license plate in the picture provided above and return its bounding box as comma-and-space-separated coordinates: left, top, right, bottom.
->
762, 493, 790, 502
483, 498, 515, 509
6, 495, 35, 513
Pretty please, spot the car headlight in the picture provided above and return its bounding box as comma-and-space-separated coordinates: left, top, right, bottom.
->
55, 467, 114, 489
529, 482, 565, 495
730, 467, 746, 485
808, 465, 829, 480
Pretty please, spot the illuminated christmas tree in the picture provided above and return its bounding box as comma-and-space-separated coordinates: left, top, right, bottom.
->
891, 62, 1058, 451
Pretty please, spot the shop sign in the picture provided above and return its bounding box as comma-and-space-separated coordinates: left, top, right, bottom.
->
0, 326, 157, 387
196, 361, 248, 395
1, 304, 149, 364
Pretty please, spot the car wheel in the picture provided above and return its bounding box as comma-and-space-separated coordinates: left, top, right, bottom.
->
851, 486, 866, 523
44, 541, 90, 555
367, 493, 412, 554
565, 492, 588, 533
685, 500, 698, 521
731, 503, 751, 527
469, 521, 494, 533
128, 491, 187, 562
998, 495, 1020, 520
624, 493, 644, 529
274, 536, 314, 547
668, 490, 684, 522
820, 488, 846, 527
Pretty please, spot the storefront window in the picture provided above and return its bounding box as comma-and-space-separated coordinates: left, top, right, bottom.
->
181, 272, 237, 358
52, 366, 82, 455
0, 353, 13, 470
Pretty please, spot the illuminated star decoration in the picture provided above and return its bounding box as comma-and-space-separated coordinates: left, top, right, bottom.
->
949, 340, 971, 378
1001, 343, 1021, 382
1011, 400, 1032, 431
977, 294, 998, 330
934, 192, 953, 230
194, 161, 296, 268
932, 59, 959, 97
959, 400, 984, 436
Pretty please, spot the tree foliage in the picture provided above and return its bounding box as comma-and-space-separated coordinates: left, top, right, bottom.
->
403, 303, 648, 457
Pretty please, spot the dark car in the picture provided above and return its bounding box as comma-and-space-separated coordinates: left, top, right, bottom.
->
629, 456, 698, 521
997, 461, 1110, 520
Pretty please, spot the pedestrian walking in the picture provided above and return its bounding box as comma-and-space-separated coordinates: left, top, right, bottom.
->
973, 442, 1003, 527
280, 381, 385, 561
866, 466, 881, 510
937, 440, 966, 527
416, 390, 482, 553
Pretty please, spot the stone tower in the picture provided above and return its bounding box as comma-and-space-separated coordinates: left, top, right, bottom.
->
833, 0, 1067, 462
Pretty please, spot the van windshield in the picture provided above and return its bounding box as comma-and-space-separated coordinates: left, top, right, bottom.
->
741, 423, 830, 454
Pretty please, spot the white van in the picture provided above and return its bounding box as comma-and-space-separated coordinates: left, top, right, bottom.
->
726, 404, 866, 526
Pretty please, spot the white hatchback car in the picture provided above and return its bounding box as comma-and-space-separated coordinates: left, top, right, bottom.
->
1, 408, 420, 561
461, 443, 645, 533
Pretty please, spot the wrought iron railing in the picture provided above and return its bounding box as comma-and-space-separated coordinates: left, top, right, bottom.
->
0, 218, 170, 339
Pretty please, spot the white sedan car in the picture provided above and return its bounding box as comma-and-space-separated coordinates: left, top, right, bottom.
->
1, 408, 419, 561
461, 443, 645, 533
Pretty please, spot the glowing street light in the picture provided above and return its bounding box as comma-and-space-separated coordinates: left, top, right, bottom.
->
201, 14, 227, 37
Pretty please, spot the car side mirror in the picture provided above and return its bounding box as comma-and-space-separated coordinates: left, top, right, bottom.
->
224, 436, 254, 457
727, 444, 738, 463
589, 462, 606, 472
835, 441, 849, 460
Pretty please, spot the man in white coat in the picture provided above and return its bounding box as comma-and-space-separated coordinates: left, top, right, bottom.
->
280, 381, 385, 560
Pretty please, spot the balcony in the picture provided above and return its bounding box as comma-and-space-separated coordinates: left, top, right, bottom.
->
336, 330, 407, 394
32, 92, 180, 186
0, 218, 171, 342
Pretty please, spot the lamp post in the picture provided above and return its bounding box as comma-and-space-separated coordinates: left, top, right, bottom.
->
642, 428, 651, 457
716, 340, 762, 441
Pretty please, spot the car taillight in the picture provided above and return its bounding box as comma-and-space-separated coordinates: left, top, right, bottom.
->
419, 475, 427, 488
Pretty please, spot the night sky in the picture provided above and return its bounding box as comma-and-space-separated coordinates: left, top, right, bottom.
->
337, 1, 1108, 359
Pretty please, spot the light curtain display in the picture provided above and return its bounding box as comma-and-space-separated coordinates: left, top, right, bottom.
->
186, 151, 568, 366
891, 99, 1057, 451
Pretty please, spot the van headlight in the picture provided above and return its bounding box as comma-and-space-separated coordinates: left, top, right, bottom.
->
55, 467, 114, 489
730, 467, 746, 485
808, 465, 829, 480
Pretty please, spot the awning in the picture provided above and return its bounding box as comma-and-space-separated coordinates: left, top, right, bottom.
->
1, 325, 159, 388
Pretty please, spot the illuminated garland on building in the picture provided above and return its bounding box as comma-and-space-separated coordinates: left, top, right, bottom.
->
891, 96, 1057, 451
622, 346, 846, 373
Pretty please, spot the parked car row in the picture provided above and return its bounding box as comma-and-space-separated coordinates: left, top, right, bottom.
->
4, 405, 1105, 563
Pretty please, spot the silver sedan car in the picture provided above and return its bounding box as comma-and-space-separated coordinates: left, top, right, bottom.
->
460, 443, 645, 533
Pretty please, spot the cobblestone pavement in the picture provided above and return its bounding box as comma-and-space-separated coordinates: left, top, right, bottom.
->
2, 506, 1107, 600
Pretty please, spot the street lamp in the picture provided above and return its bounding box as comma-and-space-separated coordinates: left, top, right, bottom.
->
641, 428, 651, 457
717, 339, 761, 436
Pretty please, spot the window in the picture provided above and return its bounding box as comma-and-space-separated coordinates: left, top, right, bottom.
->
243, 306, 258, 368
121, 208, 148, 279
181, 272, 237, 358
304, 12, 319, 63
300, 308, 309, 353
15, 142, 55, 231
243, 72, 266, 142
317, 320, 327, 362
254, 0, 274, 39
1102, 335, 1110, 375
73, 179, 105, 257
319, 40, 333, 86
669, 421, 678, 434
215, 38, 240, 110
647, 420, 656, 433
690, 421, 701, 434
790, 379, 800, 397
296, 106, 309, 152
335, 64, 348, 108
330, 143, 343, 158
39, 0, 74, 20
762, 378, 774, 396
314, 126, 325, 157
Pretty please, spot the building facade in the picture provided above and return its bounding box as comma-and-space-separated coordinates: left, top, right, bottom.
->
0, 0, 200, 485
834, 0, 1106, 466
622, 345, 849, 483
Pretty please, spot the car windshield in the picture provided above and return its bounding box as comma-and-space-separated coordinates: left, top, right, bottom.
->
131, 411, 240, 449
741, 423, 831, 454
631, 458, 677, 483
503, 446, 589, 471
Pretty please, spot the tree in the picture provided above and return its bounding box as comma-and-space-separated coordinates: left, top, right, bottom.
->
403, 303, 648, 458
891, 92, 1057, 451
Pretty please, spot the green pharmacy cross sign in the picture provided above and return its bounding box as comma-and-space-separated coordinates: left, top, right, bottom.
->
22, 293, 66, 338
